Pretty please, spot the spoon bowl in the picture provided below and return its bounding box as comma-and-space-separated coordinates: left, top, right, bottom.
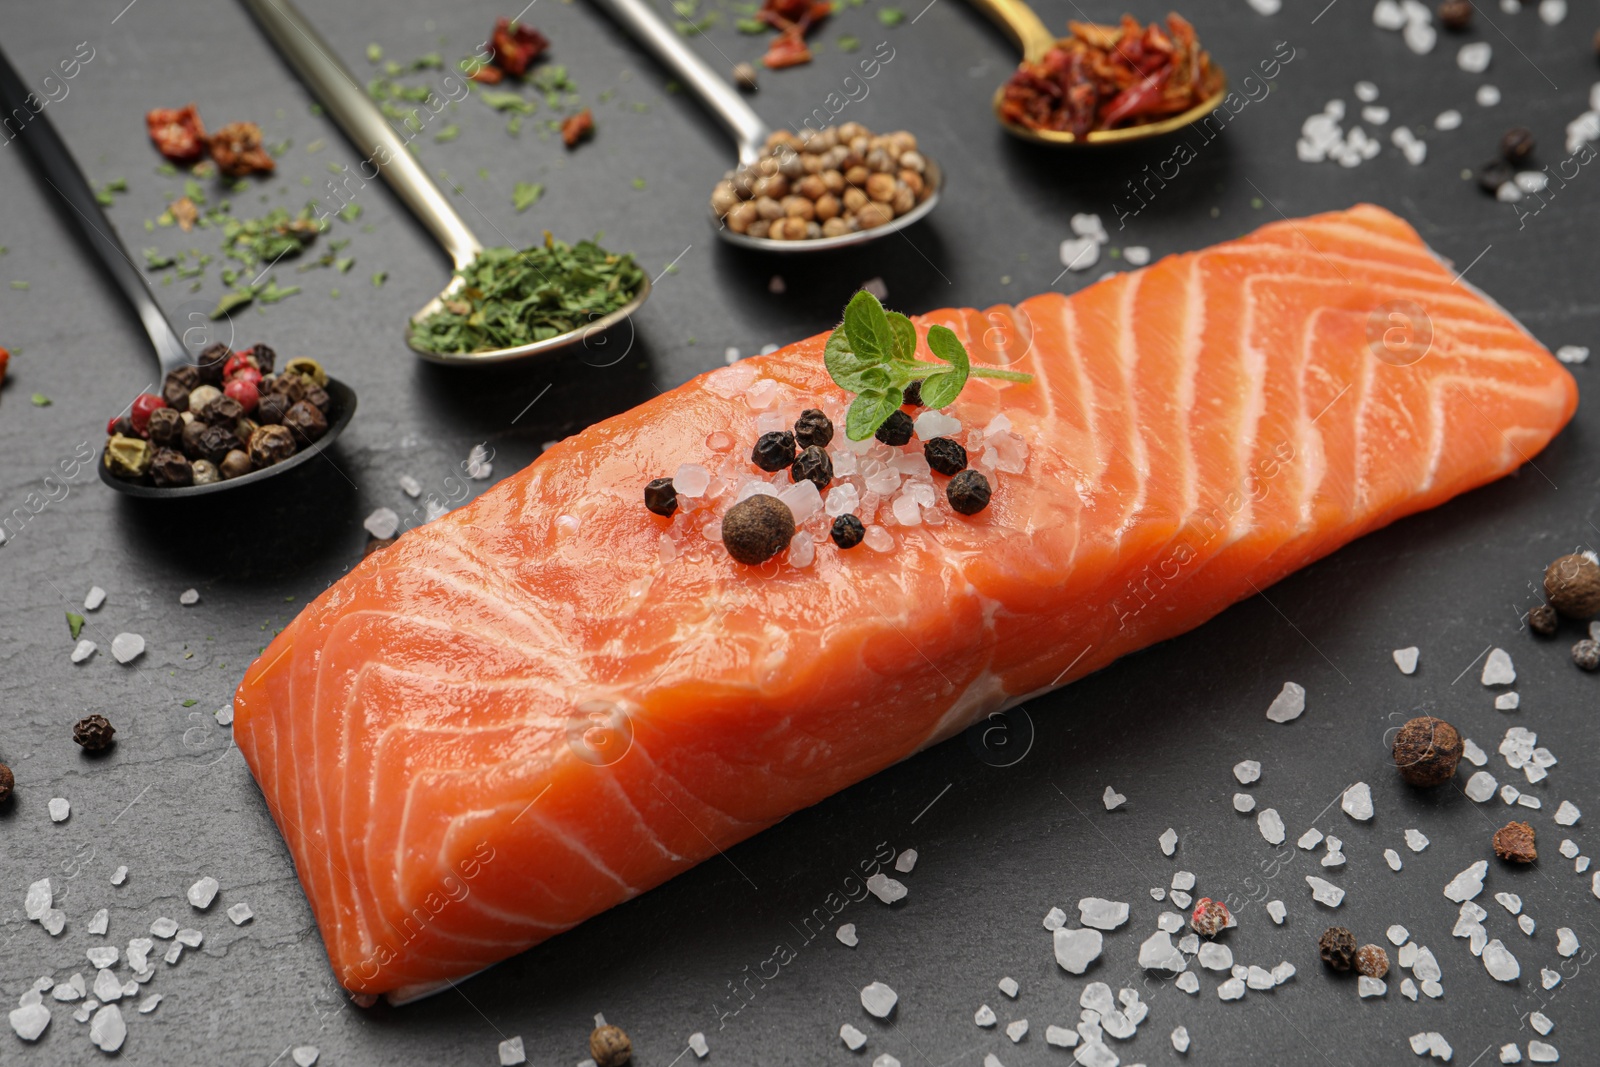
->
591, 0, 942, 252
243, 0, 649, 365
969, 0, 1227, 147
0, 44, 356, 499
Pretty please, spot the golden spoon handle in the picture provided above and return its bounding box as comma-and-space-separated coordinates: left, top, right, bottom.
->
967, 0, 1058, 63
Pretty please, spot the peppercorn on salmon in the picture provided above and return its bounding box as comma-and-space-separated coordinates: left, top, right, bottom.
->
234, 205, 1577, 996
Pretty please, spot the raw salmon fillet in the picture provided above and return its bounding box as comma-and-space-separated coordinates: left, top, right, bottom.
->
235, 205, 1576, 995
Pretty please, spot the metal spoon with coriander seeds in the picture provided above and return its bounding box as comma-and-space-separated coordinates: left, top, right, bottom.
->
0, 44, 356, 500
241, 0, 650, 365
967, 0, 1228, 147
589, 0, 942, 251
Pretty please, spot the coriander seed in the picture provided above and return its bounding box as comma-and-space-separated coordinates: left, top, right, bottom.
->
1544, 553, 1600, 618
1573, 638, 1600, 671
947, 469, 992, 515
1354, 944, 1389, 979
875, 409, 914, 446
752, 430, 797, 472
923, 436, 967, 476
791, 445, 833, 491
590, 1024, 632, 1067
1493, 820, 1536, 863
73, 714, 116, 752
1318, 926, 1357, 971
721, 494, 796, 565
150, 448, 194, 488
1392, 715, 1462, 787
831, 513, 865, 548
644, 477, 678, 517
793, 408, 834, 448
1528, 603, 1558, 635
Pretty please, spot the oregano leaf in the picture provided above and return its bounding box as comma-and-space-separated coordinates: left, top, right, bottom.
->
886, 310, 917, 363
920, 324, 970, 409
843, 289, 892, 365
845, 388, 902, 441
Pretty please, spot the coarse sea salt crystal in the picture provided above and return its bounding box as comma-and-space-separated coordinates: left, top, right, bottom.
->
1234, 792, 1257, 813
1298, 827, 1324, 850
1374, 0, 1406, 28
498, 1036, 527, 1065
1478, 84, 1502, 106
1172, 871, 1196, 891
1557, 928, 1579, 956
364, 508, 400, 540
25, 879, 52, 920
1233, 759, 1262, 784
1060, 236, 1099, 271
1054, 927, 1103, 973
1436, 109, 1463, 130
1445, 861, 1487, 902
1042, 907, 1066, 931
151, 917, 178, 938
1342, 782, 1374, 821
1385, 849, 1403, 871
1519, 914, 1536, 935
1538, 0, 1565, 23
111, 633, 144, 664
1463, 739, 1488, 766
1404, 19, 1437, 53
1560, 839, 1580, 859
1458, 41, 1492, 72
1102, 786, 1126, 810
1518, 794, 1542, 810
1483, 940, 1520, 981
1393, 647, 1419, 674
71, 640, 97, 664
1259, 808, 1286, 845
1362, 105, 1390, 125
866, 872, 906, 904
84, 586, 106, 610
1160, 828, 1179, 856
674, 463, 711, 499
1005, 1019, 1028, 1043
1198, 943, 1233, 971
840, 1023, 867, 1050
188, 876, 220, 910
1267, 682, 1304, 722
997, 976, 1018, 998
863, 525, 893, 553
1555, 801, 1580, 825
1267, 900, 1286, 924
1406, 829, 1429, 852
1139, 931, 1186, 974
1556, 345, 1589, 364
1541, 969, 1561, 990
292, 1048, 320, 1067
912, 410, 960, 441
1465, 770, 1497, 801
1080, 898, 1129, 930
48, 798, 70, 822
860, 981, 897, 1018
779, 481, 821, 526
1306, 876, 1344, 907
975, 1003, 996, 1027
228, 903, 254, 925
1483, 648, 1515, 685
745, 378, 779, 411
1123, 246, 1151, 267
1359, 976, 1387, 997
1218, 977, 1247, 1000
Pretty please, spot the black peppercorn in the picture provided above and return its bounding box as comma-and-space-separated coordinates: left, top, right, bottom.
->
902, 379, 924, 407
147, 407, 184, 448
793, 408, 835, 449
249, 424, 298, 468
302, 384, 331, 414
1528, 603, 1558, 635
923, 436, 967, 476
162, 376, 191, 412
644, 477, 678, 517
282, 400, 328, 444
721, 494, 796, 564
946, 469, 991, 515
1392, 716, 1462, 786
248, 342, 277, 373
198, 394, 244, 426
1574, 639, 1600, 671
0, 762, 12, 804
831, 513, 865, 548
752, 430, 797, 472
1437, 0, 1472, 29
875, 409, 914, 446
181, 418, 209, 459
195, 423, 240, 464
1319, 926, 1357, 971
1501, 127, 1535, 164
256, 392, 291, 425
73, 714, 116, 752
791, 445, 833, 491
150, 448, 194, 488
264, 373, 307, 403
1478, 159, 1514, 194
165, 365, 201, 392
196, 342, 229, 385
219, 449, 253, 480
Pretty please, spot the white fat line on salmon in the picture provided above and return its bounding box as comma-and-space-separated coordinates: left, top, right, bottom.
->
346, 840, 498, 985
706, 841, 898, 1031
650, 783, 759, 891
1245, 181, 1351, 285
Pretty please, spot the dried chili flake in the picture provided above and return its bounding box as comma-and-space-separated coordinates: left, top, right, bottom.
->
998, 14, 1222, 136
487, 17, 550, 78
146, 104, 207, 163
208, 122, 275, 178
762, 27, 813, 69
561, 108, 594, 148
469, 64, 505, 85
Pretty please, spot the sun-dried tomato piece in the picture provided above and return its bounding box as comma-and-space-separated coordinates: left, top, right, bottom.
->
487, 17, 550, 78
561, 108, 594, 148
762, 27, 813, 69
146, 104, 207, 163
208, 121, 275, 178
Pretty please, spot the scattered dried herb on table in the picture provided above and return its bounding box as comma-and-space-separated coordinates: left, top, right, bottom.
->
409, 235, 644, 355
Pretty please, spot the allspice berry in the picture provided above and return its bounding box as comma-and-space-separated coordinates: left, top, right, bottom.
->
1437, 0, 1472, 29
721, 494, 796, 565
1319, 926, 1357, 971
590, 1024, 632, 1067
1355, 944, 1390, 979
1392, 716, 1462, 787
1493, 820, 1537, 863
0, 762, 13, 804
1544, 553, 1600, 618
73, 714, 116, 752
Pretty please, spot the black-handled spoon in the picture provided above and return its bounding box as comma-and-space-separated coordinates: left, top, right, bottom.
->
0, 44, 355, 498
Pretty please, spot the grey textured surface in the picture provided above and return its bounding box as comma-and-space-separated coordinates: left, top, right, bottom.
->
2, 0, 1598, 1063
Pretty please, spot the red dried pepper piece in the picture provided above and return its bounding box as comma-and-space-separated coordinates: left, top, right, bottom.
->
487, 17, 550, 78
0, 345, 9, 388
762, 27, 813, 69
145, 104, 207, 164
208, 121, 275, 178
561, 108, 594, 148
468, 63, 504, 85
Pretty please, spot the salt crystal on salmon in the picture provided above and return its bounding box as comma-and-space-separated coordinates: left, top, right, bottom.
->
234, 205, 1576, 995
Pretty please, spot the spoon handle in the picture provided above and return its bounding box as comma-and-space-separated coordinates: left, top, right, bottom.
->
0, 46, 190, 375
589, 0, 770, 164
241, 0, 484, 270
966, 0, 1057, 63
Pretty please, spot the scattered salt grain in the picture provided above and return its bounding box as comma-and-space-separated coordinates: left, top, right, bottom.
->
1465, 771, 1498, 802
1363, 105, 1391, 125
1463, 738, 1488, 766
1557, 928, 1579, 956
674, 463, 711, 499
84, 586, 106, 610
997, 976, 1018, 999
1259, 808, 1286, 845
1234, 793, 1257, 813
1198, 943, 1234, 971
1444, 861, 1487, 902
1306, 876, 1345, 907
1054, 927, 1103, 973
111, 632, 145, 664
87, 946, 118, 969
1518, 914, 1536, 935
228, 903, 254, 925
1528, 1041, 1560, 1063
1122, 246, 1152, 267
1080, 898, 1130, 930
8, 1002, 50, 1041
1385, 849, 1403, 871
1342, 782, 1374, 821
71, 640, 96, 664
1392, 647, 1419, 674
860, 981, 897, 1018
1482, 939, 1520, 981
398, 474, 422, 498
188, 876, 220, 910
1139, 931, 1186, 975
87, 909, 108, 936
1298, 828, 1324, 849
1556, 345, 1589, 364
1233, 759, 1262, 784
1266, 682, 1305, 722
866, 872, 907, 904
41, 910, 65, 936
1538, 0, 1566, 23
364, 508, 400, 540
863, 525, 893, 553
1502, 1045, 1524, 1064
1359, 976, 1387, 997
1482, 648, 1515, 685
1374, 0, 1407, 27
1172, 871, 1196, 891
1436, 109, 1463, 130
1542, 969, 1561, 990
498, 1036, 528, 1065
1518, 794, 1542, 810
1458, 42, 1492, 72
1404, 19, 1437, 54
1176, 971, 1200, 994
1059, 236, 1100, 272
89, 1004, 125, 1052
1160, 828, 1179, 856
1405, 829, 1429, 853
1555, 801, 1580, 825
1496, 692, 1520, 711
93, 969, 122, 1003
1042, 907, 1066, 931
1267, 900, 1286, 924
1218, 977, 1247, 1000
840, 1023, 867, 1050
1005, 1019, 1028, 1043
151, 917, 178, 938
1478, 84, 1502, 107
1171, 889, 1192, 909
292, 1047, 320, 1067
137, 994, 161, 1015
48, 797, 70, 822
179, 587, 200, 606
975, 1004, 996, 1027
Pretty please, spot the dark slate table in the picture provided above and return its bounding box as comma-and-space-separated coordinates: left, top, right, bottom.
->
2, 0, 1597, 1063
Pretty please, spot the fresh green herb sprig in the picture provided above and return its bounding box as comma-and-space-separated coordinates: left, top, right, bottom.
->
825, 290, 1033, 441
